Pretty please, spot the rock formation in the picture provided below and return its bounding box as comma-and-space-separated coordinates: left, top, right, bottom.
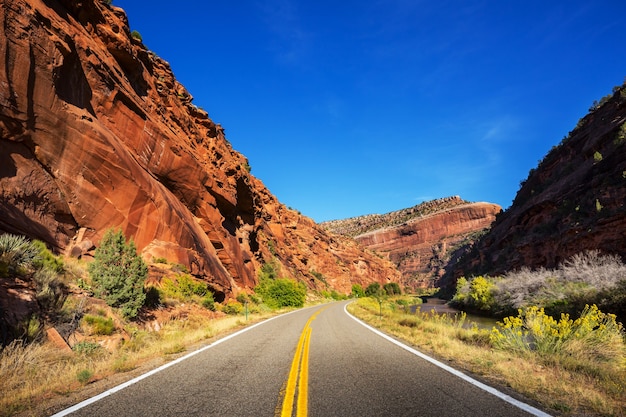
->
444, 83, 626, 288
322, 197, 501, 289
0, 0, 400, 300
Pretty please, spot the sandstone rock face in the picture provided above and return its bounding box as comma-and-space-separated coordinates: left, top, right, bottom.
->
0, 0, 400, 299
446, 85, 626, 286
323, 197, 501, 289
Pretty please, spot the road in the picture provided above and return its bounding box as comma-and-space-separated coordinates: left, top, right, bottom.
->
53, 301, 550, 417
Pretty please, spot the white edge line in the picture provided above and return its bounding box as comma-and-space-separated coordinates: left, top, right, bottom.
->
343, 302, 552, 417
50, 309, 304, 417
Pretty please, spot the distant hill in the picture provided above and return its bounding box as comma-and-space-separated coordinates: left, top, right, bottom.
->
443, 81, 626, 291
322, 197, 501, 289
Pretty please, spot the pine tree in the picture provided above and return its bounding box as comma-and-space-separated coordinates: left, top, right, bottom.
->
88, 229, 147, 319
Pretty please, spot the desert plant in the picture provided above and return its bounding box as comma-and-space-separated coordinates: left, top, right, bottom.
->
383, 282, 402, 296
452, 276, 497, 312
364, 282, 381, 297
255, 277, 306, 308
83, 314, 115, 336
88, 229, 147, 319
351, 283, 365, 298
72, 341, 102, 356
490, 305, 625, 364
130, 30, 142, 42
76, 369, 93, 384
0, 234, 39, 276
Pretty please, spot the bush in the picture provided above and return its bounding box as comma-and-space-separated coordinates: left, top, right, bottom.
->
365, 282, 381, 297
83, 314, 115, 335
383, 282, 402, 296
72, 341, 102, 356
0, 234, 39, 276
130, 30, 142, 42
490, 305, 625, 364
351, 284, 365, 298
221, 300, 243, 315
452, 276, 496, 312
88, 229, 147, 319
255, 277, 306, 308
31, 240, 64, 274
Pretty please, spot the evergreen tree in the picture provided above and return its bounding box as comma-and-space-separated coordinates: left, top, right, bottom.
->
88, 229, 147, 318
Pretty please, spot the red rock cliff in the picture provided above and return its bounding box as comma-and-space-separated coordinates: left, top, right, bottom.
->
323, 197, 501, 289
0, 0, 400, 298
445, 83, 626, 285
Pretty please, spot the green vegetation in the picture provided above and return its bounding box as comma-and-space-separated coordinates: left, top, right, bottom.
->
88, 229, 147, 319
350, 296, 626, 416
491, 305, 624, 362
593, 150, 603, 163
83, 314, 115, 336
364, 282, 381, 296
452, 251, 626, 321
130, 30, 142, 42
254, 261, 306, 308
351, 283, 365, 298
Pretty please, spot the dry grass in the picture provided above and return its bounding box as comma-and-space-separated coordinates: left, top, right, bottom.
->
348, 297, 626, 417
0, 308, 278, 417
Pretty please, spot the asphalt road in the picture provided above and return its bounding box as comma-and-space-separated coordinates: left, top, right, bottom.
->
53, 301, 550, 417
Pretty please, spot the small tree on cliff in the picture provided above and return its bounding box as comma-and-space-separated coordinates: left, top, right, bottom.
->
88, 229, 147, 319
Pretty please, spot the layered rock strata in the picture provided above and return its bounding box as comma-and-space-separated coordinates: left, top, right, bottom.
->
0, 0, 401, 299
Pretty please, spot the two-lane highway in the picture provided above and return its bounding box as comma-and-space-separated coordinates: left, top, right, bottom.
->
53, 301, 550, 417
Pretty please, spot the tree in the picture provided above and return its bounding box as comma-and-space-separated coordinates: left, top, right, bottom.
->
351, 283, 365, 298
88, 229, 147, 319
365, 282, 381, 297
383, 282, 401, 296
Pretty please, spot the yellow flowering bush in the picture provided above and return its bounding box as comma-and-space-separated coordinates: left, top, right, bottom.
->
491, 304, 625, 363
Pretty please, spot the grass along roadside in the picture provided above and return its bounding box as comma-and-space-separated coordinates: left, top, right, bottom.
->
0, 308, 284, 417
347, 297, 626, 417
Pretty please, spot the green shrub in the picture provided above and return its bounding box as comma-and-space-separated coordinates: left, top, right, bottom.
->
130, 30, 142, 42
452, 276, 496, 311
201, 293, 216, 311
221, 300, 243, 315
152, 257, 168, 264
365, 282, 381, 297
490, 305, 625, 364
72, 341, 102, 356
0, 234, 39, 276
31, 240, 64, 273
255, 277, 306, 308
88, 229, 147, 319
83, 314, 115, 335
351, 284, 365, 298
383, 282, 402, 296
76, 369, 93, 384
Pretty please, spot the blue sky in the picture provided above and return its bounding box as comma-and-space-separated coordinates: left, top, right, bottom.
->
113, 0, 626, 222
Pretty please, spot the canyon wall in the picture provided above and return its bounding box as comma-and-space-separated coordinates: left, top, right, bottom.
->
0, 0, 400, 299
323, 197, 501, 288
444, 84, 626, 289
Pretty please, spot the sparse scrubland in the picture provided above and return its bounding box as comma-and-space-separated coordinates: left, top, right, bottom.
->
349, 290, 626, 416
2, 231, 625, 417
452, 250, 626, 322
0, 231, 319, 416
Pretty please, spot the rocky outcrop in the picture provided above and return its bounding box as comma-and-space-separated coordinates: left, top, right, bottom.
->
0, 0, 400, 299
445, 84, 626, 287
323, 197, 501, 289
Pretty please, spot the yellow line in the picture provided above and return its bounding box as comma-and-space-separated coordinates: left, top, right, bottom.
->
281, 331, 306, 417
280, 307, 328, 417
296, 326, 312, 417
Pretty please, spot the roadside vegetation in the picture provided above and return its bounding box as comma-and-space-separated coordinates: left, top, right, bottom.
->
0, 231, 323, 416
349, 291, 626, 416
451, 250, 626, 322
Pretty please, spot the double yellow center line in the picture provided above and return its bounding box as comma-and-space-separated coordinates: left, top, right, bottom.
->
280, 307, 327, 417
